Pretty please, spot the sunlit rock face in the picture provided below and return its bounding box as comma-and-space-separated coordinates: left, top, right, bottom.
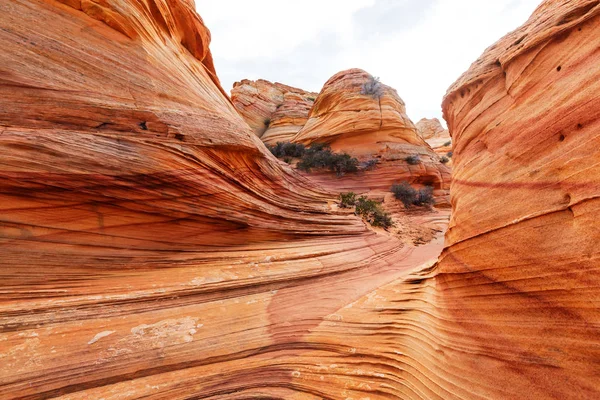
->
231, 79, 316, 141
416, 117, 452, 159
2, 0, 597, 399
416, 117, 448, 140
0, 0, 448, 398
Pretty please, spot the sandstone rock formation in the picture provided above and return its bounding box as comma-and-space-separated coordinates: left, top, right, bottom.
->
231, 79, 316, 141
417, 117, 453, 158
436, 0, 599, 397
291, 69, 451, 200
0, 0, 444, 398
416, 117, 448, 140
3, 0, 598, 398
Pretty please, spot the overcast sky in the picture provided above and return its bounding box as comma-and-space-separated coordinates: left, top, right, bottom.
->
198, 0, 541, 124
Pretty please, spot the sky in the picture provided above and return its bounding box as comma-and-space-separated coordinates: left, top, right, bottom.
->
198, 0, 542, 125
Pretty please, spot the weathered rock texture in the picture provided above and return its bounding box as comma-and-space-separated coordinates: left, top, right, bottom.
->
416, 117, 448, 140
292, 69, 451, 199
416, 118, 452, 163
231, 79, 316, 141
3, 0, 598, 398
0, 0, 443, 398
435, 0, 599, 397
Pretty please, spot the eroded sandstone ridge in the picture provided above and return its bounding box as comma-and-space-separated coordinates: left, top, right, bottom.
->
231, 79, 317, 142
435, 0, 599, 397
290, 69, 451, 200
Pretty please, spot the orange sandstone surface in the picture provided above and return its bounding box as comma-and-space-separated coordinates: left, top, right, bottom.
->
231, 79, 316, 141
1, 0, 599, 399
416, 117, 452, 157
0, 0, 445, 398
291, 69, 451, 200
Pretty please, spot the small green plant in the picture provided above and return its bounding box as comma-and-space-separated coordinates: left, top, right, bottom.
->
391, 181, 435, 209
440, 156, 450, 164
443, 141, 452, 147
391, 182, 417, 207
447, 151, 453, 158
339, 192, 357, 208
405, 155, 421, 165
415, 186, 435, 207
362, 159, 379, 171
354, 196, 393, 229
297, 143, 359, 177
267, 142, 306, 158
361, 75, 384, 99
283, 156, 293, 164
306, 96, 316, 101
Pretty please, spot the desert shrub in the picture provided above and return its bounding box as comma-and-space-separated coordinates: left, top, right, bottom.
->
415, 186, 435, 207
264, 118, 271, 127
283, 157, 293, 164
405, 155, 421, 165
440, 156, 449, 164
362, 159, 379, 171
306, 96, 316, 101
361, 75, 384, 99
268, 142, 306, 158
297, 143, 359, 176
339, 192, 357, 208
355, 196, 393, 229
330, 153, 359, 176
371, 208, 394, 228
392, 182, 435, 208
447, 151, 453, 158
443, 141, 452, 147
391, 182, 417, 207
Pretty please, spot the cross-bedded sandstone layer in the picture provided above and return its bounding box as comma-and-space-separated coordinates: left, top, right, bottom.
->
231, 79, 317, 141
0, 0, 444, 398
1, 0, 598, 398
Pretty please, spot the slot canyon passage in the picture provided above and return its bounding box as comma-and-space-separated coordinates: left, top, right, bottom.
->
0, 0, 599, 398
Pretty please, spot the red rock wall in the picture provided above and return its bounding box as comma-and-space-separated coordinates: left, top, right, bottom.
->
435, 0, 600, 397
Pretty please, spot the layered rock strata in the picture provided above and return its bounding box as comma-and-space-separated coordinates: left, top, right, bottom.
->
0, 0, 442, 398
292, 69, 451, 199
231, 79, 316, 140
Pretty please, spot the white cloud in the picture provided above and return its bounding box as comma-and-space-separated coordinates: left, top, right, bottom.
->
198, 0, 541, 124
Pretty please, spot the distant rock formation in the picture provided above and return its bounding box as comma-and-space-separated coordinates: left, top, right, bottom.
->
417, 117, 452, 158
291, 69, 451, 200
231, 79, 316, 140
416, 117, 448, 139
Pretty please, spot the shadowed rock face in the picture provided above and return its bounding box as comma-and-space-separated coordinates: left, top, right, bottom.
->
231, 79, 317, 140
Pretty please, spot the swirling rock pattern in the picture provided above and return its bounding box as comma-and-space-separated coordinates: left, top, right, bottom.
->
0, 0, 444, 398
436, 0, 600, 397
292, 69, 451, 200
231, 79, 316, 140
